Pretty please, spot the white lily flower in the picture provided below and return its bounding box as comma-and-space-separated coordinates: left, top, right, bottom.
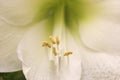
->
16, 0, 103, 79
1, 0, 120, 80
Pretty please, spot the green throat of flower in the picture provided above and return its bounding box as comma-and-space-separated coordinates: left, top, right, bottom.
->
34, 0, 100, 36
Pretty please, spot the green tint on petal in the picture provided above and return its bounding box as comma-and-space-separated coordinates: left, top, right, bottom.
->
64, 0, 99, 35
33, 0, 58, 23
32, 0, 101, 37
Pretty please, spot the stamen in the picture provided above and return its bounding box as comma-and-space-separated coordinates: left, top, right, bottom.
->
64, 51, 73, 68
42, 36, 73, 76
53, 47, 57, 56
56, 36, 60, 45
57, 56, 61, 76
49, 36, 56, 44
64, 51, 73, 56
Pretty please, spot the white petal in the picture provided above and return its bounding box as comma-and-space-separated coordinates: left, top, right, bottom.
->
0, 20, 29, 72
100, 0, 120, 22
0, 0, 40, 26
0, 0, 40, 72
81, 51, 120, 80
80, 18, 120, 55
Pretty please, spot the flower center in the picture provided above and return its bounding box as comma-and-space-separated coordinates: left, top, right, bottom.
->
42, 35, 72, 75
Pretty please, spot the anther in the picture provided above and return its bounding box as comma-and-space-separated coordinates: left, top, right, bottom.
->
42, 41, 51, 48
53, 47, 57, 56
64, 51, 73, 56
42, 41, 48, 47
49, 36, 56, 44
47, 43, 51, 48
56, 36, 60, 45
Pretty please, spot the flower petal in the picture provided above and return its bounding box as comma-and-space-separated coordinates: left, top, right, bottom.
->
80, 18, 120, 55
0, 0, 41, 26
0, 20, 29, 72
81, 51, 120, 80
100, 0, 120, 22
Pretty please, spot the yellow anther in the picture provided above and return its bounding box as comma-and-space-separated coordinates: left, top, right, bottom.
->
42, 41, 48, 47
47, 43, 51, 48
53, 47, 57, 56
49, 36, 56, 44
64, 51, 73, 56
56, 36, 60, 45
42, 41, 51, 48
